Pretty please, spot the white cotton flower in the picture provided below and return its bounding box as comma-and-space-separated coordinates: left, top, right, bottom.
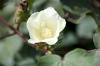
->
27, 7, 66, 45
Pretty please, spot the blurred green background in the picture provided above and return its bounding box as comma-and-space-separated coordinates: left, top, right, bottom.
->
0, 0, 100, 66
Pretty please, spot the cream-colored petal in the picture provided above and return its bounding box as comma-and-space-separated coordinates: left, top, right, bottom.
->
36, 7, 59, 40
27, 12, 41, 41
40, 7, 57, 17
28, 39, 36, 44
42, 38, 58, 45
27, 12, 39, 28
38, 7, 59, 33
58, 17, 66, 32
39, 7, 66, 36
40, 7, 66, 33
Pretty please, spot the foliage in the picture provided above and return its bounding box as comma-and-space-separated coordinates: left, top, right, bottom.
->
0, 0, 100, 66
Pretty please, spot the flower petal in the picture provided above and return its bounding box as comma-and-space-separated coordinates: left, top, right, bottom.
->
58, 17, 66, 32
27, 12, 41, 41
40, 7, 57, 17
42, 38, 58, 45
40, 7, 66, 33
27, 7, 66, 45
28, 39, 36, 44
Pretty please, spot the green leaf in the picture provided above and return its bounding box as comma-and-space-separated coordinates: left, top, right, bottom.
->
28, 0, 35, 10
19, 22, 28, 34
62, 32, 78, 45
0, 35, 22, 66
63, 48, 95, 66
54, 32, 78, 49
0, 1, 17, 19
93, 50, 100, 66
32, 0, 47, 11
37, 48, 100, 66
45, 0, 64, 16
93, 33, 100, 48
31, 0, 64, 16
0, 24, 9, 38
17, 58, 36, 66
37, 54, 61, 66
62, 0, 89, 8
63, 5, 87, 16
77, 15, 97, 38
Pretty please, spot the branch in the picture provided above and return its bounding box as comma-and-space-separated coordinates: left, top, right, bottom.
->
0, 33, 15, 40
0, 16, 28, 42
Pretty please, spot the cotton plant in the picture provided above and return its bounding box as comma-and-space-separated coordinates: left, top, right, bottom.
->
26, 7, 66, 52
1, 0, 100, 66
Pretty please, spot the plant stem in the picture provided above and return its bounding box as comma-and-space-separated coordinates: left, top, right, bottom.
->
0, 16, 28, 42
0, 33, 15, 40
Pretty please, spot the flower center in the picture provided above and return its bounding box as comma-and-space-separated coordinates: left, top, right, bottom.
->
41, 28, 53, 39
